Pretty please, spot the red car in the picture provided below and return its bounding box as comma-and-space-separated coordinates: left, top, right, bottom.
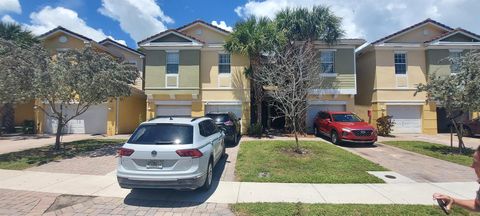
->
313, 111, 377, 145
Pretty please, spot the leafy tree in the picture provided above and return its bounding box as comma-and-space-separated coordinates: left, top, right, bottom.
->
0, 22, 39, 133
224, 17, 285, 129
416, 51, 480, 152
37, 46, 139, 150
0, 42, 139, 149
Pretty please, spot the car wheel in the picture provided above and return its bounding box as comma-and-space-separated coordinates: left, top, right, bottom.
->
314, 125, 319, 137
331, 131, 339, 145
200, 160, 213, 191
462, 127, 473, 137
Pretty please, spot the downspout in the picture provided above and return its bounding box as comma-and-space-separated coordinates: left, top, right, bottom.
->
115, 97, 119, 135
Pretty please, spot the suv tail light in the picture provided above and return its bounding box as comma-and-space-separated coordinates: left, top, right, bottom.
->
176, 149, 203, 158
118, 147, 134, 157
224, 120, 234, 126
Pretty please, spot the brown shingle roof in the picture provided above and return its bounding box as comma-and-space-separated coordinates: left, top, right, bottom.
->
99, 38, 144, 56
38, 26, 93, 41
424, 28, 480, 43
137, 29, 205, 46
176, 19, 231, 34
371, 18, 454, 45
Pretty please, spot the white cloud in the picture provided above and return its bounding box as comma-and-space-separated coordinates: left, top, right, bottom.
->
0, 0, 21, 14
19, 6, 125, 44
107, 36, 126, 46
211, 20, 232, 32
98, 0, 174, 42
1, 15, 16, 23
234, 0, 480, 42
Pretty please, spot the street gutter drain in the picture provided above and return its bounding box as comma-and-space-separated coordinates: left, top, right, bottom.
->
385, 175, 397, 179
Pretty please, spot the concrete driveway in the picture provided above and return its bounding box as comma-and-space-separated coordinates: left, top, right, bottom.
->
0, 134, 104, 154
379, 133, 480, 149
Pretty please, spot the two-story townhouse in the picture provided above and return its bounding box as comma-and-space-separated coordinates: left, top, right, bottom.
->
139, 20, 250, 132
304, 39, 366, 133
356, 19, 480, 134
31, 26, 146, 135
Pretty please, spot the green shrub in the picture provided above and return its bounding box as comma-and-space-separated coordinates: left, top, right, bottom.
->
376, 115, 395, 136
247, 122, 263, 137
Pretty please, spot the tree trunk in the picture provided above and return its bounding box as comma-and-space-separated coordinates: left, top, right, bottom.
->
54, 120, 63, 150
451, 119, 466, 153
293, 118, 300, 153
1, 103, 15, 133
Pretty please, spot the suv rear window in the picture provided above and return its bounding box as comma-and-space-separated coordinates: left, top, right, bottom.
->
128, 124, 193, 144
205, 114, 230, 123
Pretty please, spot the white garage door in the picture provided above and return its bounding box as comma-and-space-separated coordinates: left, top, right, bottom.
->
156, 105, 192, 117
45, 104, 107, 134
387, 105, 422, 133
205, 104, 242, 119
306, 104, 346, 133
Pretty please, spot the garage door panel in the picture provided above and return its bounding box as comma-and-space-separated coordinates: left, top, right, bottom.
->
45, 104, 107, 134
306, 104, 346, 133
156, 105, 192, 117
387, 105, 422, 134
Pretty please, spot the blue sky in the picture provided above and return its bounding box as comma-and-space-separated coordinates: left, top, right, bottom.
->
1, 0, 479, 48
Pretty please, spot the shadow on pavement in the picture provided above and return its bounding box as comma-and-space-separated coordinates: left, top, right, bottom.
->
315, 135, 378, 148
123, 153, 230, 208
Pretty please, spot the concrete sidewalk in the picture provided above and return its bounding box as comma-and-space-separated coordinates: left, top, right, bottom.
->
0, 169, 476, 205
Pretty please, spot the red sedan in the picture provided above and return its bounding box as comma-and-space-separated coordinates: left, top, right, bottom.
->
313, 111, 377, 145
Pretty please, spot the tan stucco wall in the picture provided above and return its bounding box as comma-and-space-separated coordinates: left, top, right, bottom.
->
12, 100, 35, 126
102, 43, 144, 90
387, 24, 448, 43
181, 25, 227, 44
307, 94, 355, 111
355, 50, 376, 106
117, 93, 147, 134
42, 33, 86, 52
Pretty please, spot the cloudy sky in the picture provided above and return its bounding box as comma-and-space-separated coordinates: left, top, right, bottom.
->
1, 0, 479, 47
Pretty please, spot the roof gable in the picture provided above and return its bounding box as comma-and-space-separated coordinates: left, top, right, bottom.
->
38, 26, 93, 42
372, 19, 453, 45
99, 38, 144, 56
137, 29, 204, 46
177, 20, 230, 35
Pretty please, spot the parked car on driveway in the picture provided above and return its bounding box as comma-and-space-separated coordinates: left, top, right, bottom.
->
116, 117, 225, 190
205, 112, 241, 145
313, 111, 377, 145
449, 117, 480, 137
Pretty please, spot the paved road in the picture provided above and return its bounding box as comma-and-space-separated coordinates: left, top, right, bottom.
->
379, 133, 480, 149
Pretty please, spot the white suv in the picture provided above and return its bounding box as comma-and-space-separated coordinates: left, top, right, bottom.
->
116, 117, 225, 190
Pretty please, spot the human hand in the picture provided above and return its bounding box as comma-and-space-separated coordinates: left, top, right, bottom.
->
433, 193, 454, 211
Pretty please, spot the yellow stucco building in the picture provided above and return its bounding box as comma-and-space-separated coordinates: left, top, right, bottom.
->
356, 19, 480, 134
139, 20, 251, 133
28, 26, 146, 136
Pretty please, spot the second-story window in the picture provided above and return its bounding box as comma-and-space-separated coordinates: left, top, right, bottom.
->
166, 52, 179, 74
449, 51, 462, 74
394, 53, 407, 75
320, 51, 335, 74
219, 53, 231, 74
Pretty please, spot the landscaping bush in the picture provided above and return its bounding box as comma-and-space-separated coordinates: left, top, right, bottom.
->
376, 115, 395, 136
247, 122, 263, 137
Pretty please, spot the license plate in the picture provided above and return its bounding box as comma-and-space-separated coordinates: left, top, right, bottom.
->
146, 160, 163, 169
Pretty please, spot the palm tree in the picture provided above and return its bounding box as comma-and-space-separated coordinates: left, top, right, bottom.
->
0, 22, 38, 133
276, 6, 343, 43
224, 17, 284, 129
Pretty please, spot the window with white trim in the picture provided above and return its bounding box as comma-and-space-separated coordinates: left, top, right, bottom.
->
394, 53, 407, 75
218, 53, 231, 74
166, 52, 179, 74
320, 51, 335, 74
449, 51, 462, 74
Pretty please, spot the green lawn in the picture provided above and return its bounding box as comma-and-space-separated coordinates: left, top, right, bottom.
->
382, 141, 474, 167
0, 139, 126, 170
236, 140, 387, 183
231, 203, 479, 216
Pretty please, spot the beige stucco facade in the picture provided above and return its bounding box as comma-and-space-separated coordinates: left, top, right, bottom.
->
356, 19, 480, 134
141, 21, 251, 133
33, 27, 146, 135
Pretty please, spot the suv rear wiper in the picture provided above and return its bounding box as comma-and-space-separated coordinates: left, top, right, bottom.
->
155, 141, 174, 145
